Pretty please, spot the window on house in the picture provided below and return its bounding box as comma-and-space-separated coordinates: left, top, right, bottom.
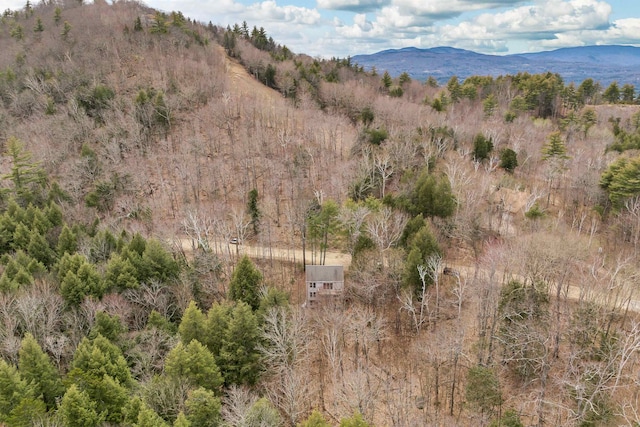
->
323, 283, 333, 290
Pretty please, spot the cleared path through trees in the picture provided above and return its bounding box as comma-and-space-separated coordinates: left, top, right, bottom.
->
177, 238, 352, 268
177, 237, 640, 314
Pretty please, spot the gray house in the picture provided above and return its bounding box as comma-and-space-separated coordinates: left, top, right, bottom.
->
305, 265, 344, 306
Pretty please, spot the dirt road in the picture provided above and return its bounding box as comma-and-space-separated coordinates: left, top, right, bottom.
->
448, 261, 640, 314
177, 238, 352, 268
176, 236, 640, 314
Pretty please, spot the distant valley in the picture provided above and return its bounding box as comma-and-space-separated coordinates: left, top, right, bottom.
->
352, 45, 640, 86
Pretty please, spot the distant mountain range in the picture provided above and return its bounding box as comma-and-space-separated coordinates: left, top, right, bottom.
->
351, 45, 640, 86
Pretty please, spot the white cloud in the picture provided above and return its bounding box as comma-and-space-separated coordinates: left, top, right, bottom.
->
539, 17, 640, 48
324, 0, 629, 56
3, 0, 24, 11
317, 0, 391, 12
246, 1, 321, 25
443, 0, 614, 52
423, 0, 611, 34
391, 0, 528, 18
604, 18, 640, 43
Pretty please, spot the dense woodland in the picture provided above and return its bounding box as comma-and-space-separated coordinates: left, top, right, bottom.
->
2, 1, 640, 426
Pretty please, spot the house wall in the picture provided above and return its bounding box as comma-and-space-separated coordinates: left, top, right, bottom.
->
305, 265, 344, 305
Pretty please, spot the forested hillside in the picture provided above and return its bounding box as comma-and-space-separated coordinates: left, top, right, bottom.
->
1, 1, 640, 426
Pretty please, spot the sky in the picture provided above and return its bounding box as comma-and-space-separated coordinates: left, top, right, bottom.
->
5, 0, 640, 58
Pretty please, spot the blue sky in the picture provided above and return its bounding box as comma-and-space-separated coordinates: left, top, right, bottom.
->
5, 0, 640, 57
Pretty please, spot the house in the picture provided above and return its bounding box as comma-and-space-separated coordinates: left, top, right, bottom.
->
305, 265, 344, 306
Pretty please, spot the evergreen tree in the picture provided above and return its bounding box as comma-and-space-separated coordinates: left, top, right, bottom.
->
10, 24, 24, 40
483, 94, 498, 117
60, 258, 104, 306
600, 155, 640, 208
4, 395, 46, 426
58, 385, 103, 427
299, 410, 331, 427
53, 7, 62, 25
447, 76, 461, 103
18, 333, 63, 409
122, 396, 144, 425
104, 253, 139, 291
426, 76, 439, 88
581, 108, 597, 137
127, 232, 147, 255
12, 222, 31, 251
229, 256, 262, 311
381, 71, 392, 89
185, 387, 222, 427
220, 301, 261, 385
306, 200, 340, 265
134, 16, 143, 31
403, 246, 424, 294
431, 95, 445, 112
147, 309, 178, 335
135, 404, 170, 427
57, 224, 78, 255
403, 225, 441, 293
174, 412, 192, 427
622, 83, 636, 103
489, 409, 524, 427
179, 300, 207, 345
465, 366, 503, 416
257, 286, 289, 320
472, 134, 494, 161
245, 398, 281, 427
27, 229, 55, 266
91, 374, 131, 423
61, 21, 72, 40
542, 131, 569, 160
67, 335, 133, 422
603, 81, 620, 103
2, 137, 47, 206
140, 239, 180, 283
340, 411, 370, 427
399, 214, 426, 248
247, 188, 260, 236
499, 148, 518, 173
33, 16, 44, 32
150, 11, 168, 34
165, 340, 223, 392
204, 301, 232, 361
89, 311, 127, 343
0, 250, 42, 291
0, 201, 22, 252
408, 168, 456, 218
70, 335, 132, 386
0, 359, 43, 424
577, 78, 598, 104
223, 30, 236, 55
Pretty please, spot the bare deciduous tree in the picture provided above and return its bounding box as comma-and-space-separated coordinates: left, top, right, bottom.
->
222, 385, 259, 427
182, 209, 213, 252
374, 152, 393, 198
366, 207, 407, 266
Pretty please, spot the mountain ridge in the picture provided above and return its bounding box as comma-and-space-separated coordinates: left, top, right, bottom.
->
351, 45, 640, 85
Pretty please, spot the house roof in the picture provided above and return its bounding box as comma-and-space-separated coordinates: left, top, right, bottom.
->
305, 265, 344, 282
